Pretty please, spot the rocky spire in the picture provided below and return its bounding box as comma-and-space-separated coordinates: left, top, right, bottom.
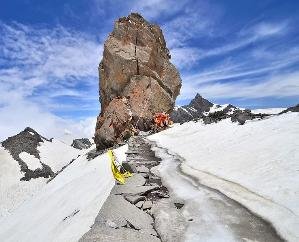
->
94, 13, 182, 150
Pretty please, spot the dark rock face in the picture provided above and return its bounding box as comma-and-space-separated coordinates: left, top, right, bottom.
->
95, 13, 182, 150
279, 104, 299, 114
172, 94, 270, 125
170, 94, 213, 123
1, 127, 54, 181
71, 138, 92, 150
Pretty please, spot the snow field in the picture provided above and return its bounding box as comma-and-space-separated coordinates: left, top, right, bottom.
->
0, 145, 128, 242
149, 112, 299, 242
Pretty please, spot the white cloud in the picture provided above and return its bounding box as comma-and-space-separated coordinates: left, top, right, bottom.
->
179, 71, 299, 101
252, 21, 288, 38
170, 47, 201, 69
0, 98, 96, 141
0, 22, 102, 140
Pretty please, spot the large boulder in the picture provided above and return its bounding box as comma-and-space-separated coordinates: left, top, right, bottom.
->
95, 13, 182, 150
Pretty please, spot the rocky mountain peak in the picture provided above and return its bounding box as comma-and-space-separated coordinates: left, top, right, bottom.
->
171, 94, 269, 125
1, 127, 54, 181
94, 13, 182, 150
189, 93, 213, 112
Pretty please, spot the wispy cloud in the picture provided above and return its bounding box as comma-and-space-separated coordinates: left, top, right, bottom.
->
245, 21, 289, 38
181, 71, 299, 100
0, 22, 101, 140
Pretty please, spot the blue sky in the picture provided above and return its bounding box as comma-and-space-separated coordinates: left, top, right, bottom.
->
0, 0, 299, 139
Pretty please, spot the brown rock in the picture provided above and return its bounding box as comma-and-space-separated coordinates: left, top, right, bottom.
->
95, 13, 182, 150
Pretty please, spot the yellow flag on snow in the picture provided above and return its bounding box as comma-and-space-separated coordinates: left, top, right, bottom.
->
107, 150, 132, 184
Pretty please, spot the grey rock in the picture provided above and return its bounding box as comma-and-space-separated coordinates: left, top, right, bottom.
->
121, 161, 137, 173
140, 228, 158, 237
96, 195, 154, 230
71, 138, 92, 150
106, 219, 119, 229
151, 199, 186, 242
112, 185, 158, 196
279, 104, 299, 114
135, 201, 144, 208
126, 174, 146, 186
125, 195, 146, 204
142, 201, 153, 210
136, 165, 149, 173
80, 226, 160, 242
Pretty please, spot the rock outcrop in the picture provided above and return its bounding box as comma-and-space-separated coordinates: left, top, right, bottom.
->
170, 94, 213, 123
95, 13, 182, 150
279, 104, 299, 114
171, 93, 270, 125
71, 138, 92, 150
1, 127, 54, 181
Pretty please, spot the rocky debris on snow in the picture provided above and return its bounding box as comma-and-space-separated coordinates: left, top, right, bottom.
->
230, 109, 269, 125
172, 93, 270, 125
1, 127, 54, 181
279, 104, 299, 114
71, 138, 92, 150
80, 136, 186, 242
94, 13, 182, 150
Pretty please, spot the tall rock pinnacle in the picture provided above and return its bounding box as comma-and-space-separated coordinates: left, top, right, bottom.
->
94, 13, 182, 150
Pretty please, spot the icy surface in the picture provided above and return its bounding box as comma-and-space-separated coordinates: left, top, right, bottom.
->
0, 145, 128, 242
149, 112, 299, 241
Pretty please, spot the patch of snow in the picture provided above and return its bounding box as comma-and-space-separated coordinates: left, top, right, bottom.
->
38, 139, 85, 172
149, 113, 299, 242
0, 145, 128, 242
189, 107, 197, 112
209, 104, 228, 113
19, 152, 42, 170
181, 107, 191, 114
252, 108, 285, 114
28, 131, 35, 136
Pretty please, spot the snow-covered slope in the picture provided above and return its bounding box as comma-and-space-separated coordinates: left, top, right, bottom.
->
0, 128, 87, 218
252, 108, 286, 114
0, 143, 127, 242
149, 112, 299, 242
